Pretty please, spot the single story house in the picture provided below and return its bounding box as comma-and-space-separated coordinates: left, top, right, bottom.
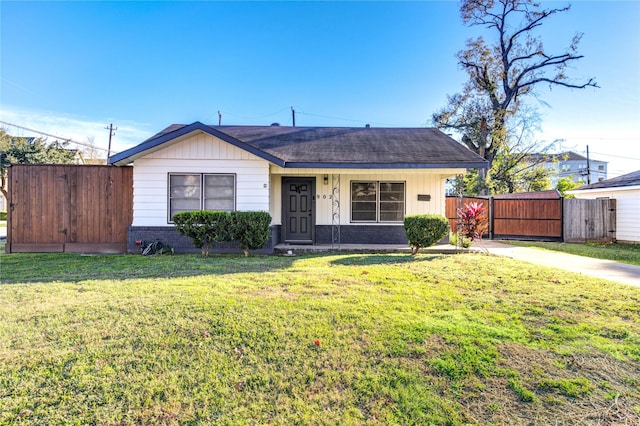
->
567, 170, 640, 243
109, 122, 487, 253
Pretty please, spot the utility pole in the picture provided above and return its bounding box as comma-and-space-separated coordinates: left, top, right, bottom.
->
586, 145, 591, 184
291, 107, 296, 127
105, 123, 117, 162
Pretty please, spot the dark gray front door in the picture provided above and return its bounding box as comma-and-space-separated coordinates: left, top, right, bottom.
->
283, 178, 315, 244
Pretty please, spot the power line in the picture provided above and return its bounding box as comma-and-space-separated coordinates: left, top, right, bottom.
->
0, 120, 108, 152
295, 110, 403, 127
589, 151, 640, 161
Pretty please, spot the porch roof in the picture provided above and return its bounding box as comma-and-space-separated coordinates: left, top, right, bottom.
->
109, 121, 488, 169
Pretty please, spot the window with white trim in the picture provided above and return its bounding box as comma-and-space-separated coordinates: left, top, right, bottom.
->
168, 173, 235, 222
351, 181, 405, 222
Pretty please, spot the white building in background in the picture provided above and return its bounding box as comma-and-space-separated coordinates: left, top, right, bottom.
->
533, 151, 608, 187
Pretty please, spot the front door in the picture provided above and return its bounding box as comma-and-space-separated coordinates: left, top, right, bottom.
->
283, 177, 315, 244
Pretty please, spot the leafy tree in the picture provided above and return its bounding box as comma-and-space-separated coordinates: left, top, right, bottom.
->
556, 176, 579, 198
434, 0, 597, 194
0, 128, 77, 202
490, 152, 552, 194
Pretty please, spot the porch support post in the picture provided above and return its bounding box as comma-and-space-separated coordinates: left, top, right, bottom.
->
331, 174, 341, 249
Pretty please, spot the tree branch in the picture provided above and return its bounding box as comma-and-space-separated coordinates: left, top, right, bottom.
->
520, 77, 599, 90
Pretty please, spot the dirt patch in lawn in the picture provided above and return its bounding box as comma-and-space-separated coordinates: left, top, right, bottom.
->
462, 343, 640, 425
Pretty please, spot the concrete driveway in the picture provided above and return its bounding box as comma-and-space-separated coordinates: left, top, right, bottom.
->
481, 241, 640, 288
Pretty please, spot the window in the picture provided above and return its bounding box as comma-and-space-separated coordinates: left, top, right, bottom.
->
168, 173, 235, 222
351, 181, 405, 222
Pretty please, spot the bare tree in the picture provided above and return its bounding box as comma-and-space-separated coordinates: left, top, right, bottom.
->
82, 136, 107, 164
434, 0, 597, 194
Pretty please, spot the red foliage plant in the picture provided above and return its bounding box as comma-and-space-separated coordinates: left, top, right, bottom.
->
457, 202, 489, 241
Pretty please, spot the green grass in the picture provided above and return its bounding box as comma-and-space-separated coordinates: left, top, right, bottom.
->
503, 240, 640, 266
1, 251, 639, 425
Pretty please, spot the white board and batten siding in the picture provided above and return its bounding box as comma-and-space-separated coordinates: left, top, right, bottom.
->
269, 167, 465, 225
571, 186, 640, 243
131, 131, 270, 226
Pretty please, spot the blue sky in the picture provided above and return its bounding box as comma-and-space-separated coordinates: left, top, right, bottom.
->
1, 1, 639, 177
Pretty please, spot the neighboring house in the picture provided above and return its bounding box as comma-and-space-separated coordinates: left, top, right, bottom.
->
568, 170, 640, 243
531, 151, 607, 187
109, 122, 487, 252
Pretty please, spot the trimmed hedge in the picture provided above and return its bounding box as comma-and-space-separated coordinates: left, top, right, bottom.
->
231, 211, 272, 256
404, 214, 449, 255
172, 210, 271, 256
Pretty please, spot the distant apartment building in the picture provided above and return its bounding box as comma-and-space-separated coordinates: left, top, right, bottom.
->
532, 151, 607, 187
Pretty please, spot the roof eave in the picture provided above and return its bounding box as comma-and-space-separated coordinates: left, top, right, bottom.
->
108, 121, 286, 167
569, 184, 640, 193
282, 161, 489, 169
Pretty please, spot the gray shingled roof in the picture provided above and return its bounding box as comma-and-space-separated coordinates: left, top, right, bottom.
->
574, 170, 640, 190
109, 122, 488, 169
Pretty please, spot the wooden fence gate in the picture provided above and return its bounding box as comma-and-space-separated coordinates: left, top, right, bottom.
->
563, 198, 616, 242
6, 165, 133, 253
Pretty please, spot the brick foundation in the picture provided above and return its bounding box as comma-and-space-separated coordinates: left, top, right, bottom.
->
127, 224, 408, 254
127, 226, 275, 255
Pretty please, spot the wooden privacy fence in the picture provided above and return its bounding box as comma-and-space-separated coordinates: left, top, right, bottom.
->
7, 164, 133, 253
492, 198, 563, 240
446, 196, 616, 242
563, 198, 616, 243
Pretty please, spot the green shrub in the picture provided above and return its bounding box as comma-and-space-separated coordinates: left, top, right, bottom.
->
449, 231, 472, 248
231, 211, 272, 256
404, 214, 449, 255
0, 211, 6, 221
173, 210, 271, 256
173, 211, 233, 256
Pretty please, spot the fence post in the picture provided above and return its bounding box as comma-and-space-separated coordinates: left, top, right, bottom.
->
488, 197, 494, 240
560, 196, 564, 242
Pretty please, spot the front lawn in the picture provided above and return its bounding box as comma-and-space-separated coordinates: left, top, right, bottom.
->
504, 241, 640, 267
1, 252, 639, 425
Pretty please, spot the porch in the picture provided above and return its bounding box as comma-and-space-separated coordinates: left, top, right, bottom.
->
273, 241, 464, 255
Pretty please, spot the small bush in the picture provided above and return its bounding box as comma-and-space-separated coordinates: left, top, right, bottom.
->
449, 231, 472, 248
173, 211, 233, 256
457, 202, 488, 241
404, 214, 449, 255
0, 211, 6, 221
231, 211, 272, 256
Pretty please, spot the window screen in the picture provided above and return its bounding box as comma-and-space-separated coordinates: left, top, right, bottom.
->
168, 173, 235, 222
351, 181, 404, 222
